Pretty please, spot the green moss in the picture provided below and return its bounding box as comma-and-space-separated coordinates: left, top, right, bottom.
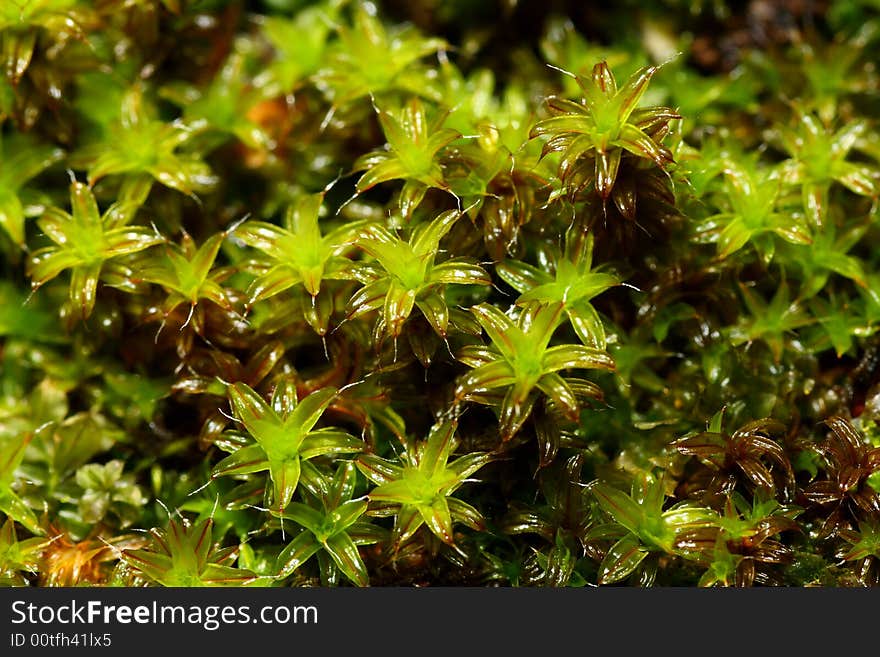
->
2, 0, 880, 588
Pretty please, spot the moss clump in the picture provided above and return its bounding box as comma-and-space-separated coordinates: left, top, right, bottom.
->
2, 1, 880, 587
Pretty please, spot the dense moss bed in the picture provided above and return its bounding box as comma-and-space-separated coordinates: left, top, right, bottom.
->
2, 0, 880, 587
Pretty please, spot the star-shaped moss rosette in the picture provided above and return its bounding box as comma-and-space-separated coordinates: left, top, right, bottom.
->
774, 110, 879, 227
348, 209, 491, 342
356, 420, 491, 547
256, 5, 338, 96
695, 492, 800, 587
211, 378, 363, 514
695, 155, 812, 260
587, 473, 719, 586
672, 409, 795, 500
276, 461, 383, 587
130, 230, 235, 335
803, 416, 880, 538
455, 302, 614, 440
353, 97, 460, 218
75, 85, 216, 197
530, 60, 680, 203
726, 282, 812, 363
27, 181, 164, 320
120, 517, 260, 587
495, 232, 620, 350
315, 3, 447, 107
235, 191, 365, 335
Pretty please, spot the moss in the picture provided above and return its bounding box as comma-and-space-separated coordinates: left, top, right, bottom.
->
1, 0, 880, 587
